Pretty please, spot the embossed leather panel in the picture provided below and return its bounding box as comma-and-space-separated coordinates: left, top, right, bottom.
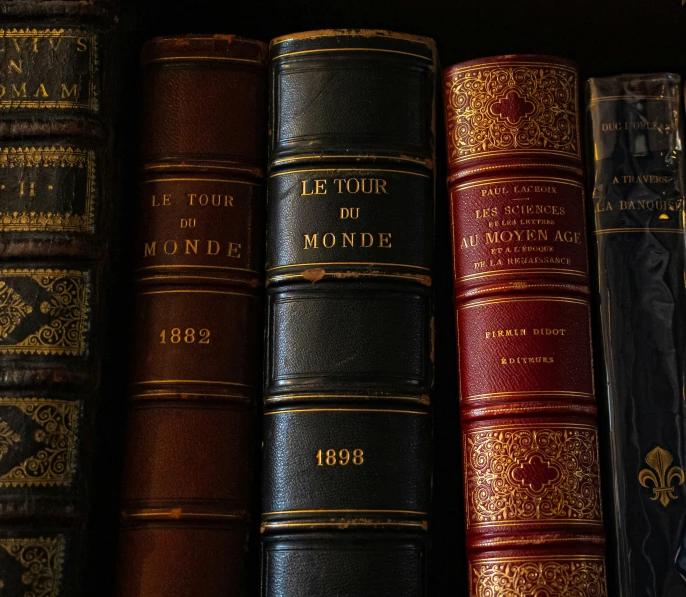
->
262, 533, 427, 597
263, 408, 430, 518
263, 30, 436, 597
267, 283, 431, 395
0, 3, 114, 595
444, 54, 608, 597
270, 32, 434, 166
117, 35, 267, 597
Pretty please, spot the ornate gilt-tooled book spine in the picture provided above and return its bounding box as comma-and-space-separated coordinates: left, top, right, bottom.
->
0, 2, 116, 595
443, 55, 608, 597
587, 74, 686, 597
116, 36, 267, 597
262, 30, 436, 597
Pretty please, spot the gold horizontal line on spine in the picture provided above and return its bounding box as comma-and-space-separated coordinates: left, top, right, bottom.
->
268, 273, 431, 284
145, 56, 264, 65
138, 275, 259, 284
270, 167, 430, 178
263, 509, 427, 516
588, 95, 678, 105
271, 155, 430, 167
265, 408, 426, 415
137, 264, 258, 273
471, 555, 606, 564
460, 296, 589, 309
267, 261, 430, 272
471, 519, 603, 529
468, 422, 596, 432
143, 164, 262, 175
270, 30, 435, 47
122, 510, 247, 520
467, 405, 598, 417
261, 521, 428, 530
272, 47, 432, 62
471, 535, 606, 549
137, 289, 256, 298
455, 147, 581, 163
454, 176, 584, 190
265, 394, 429, 404
463, 390, 594, 401
457, 268, 586, 282
141, 177, 259, 186
594, 227, 684, 234
131, 392, 249, 400
452, 61, 576, 74
452, 163, 583, 180
132, 380, 252, 388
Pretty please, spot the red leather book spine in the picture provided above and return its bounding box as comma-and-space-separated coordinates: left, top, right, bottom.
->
443, 55, 608, 596
116, 35, 267, 597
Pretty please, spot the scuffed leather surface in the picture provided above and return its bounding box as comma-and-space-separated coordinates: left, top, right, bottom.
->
0, 2, 115, 595
263, 30, 436, 597
117, 35, 267, 597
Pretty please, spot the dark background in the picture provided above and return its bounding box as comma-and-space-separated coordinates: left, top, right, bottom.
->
100, 1, 686, 596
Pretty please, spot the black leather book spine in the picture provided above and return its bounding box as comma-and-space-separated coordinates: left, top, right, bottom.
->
262, 30, 436, 597
587, 74, 686, 597
0, 1, 116, 595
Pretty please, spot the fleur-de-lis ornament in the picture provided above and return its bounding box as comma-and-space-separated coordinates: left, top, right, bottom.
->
638, 446, 686, 507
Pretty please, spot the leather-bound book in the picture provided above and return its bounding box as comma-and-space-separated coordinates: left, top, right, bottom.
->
0, 1, 116, 595
587, 74, 686, 597
116, 36, 267, 597
443, 55, 608, 596
262, 30, 436, 597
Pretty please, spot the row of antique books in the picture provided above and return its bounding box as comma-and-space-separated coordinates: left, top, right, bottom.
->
0, 4, 684, 597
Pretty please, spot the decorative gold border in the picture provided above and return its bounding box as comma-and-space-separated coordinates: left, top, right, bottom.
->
464, 423, 602, 528
446, 61, 581, 163
0, 536, 66, 597
0, 29, 99, 111
265, 407, 426, 415
0, 147, 96, 233
272, 47, 432, 62
0, 398, 80, 487
453, 175, 584, 190
460, 295, 589, 309
270, 167, 430, 178
267, 261, 430, 272
0, 269, 90, 356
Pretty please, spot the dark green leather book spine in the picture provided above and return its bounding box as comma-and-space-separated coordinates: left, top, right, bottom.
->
587, 74, 686, 597
262, 30, 436, 597
0, 2, 116, 595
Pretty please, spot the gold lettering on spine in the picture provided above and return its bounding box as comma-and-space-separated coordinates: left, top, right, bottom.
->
0, 29, 99, 111
0, 147, 97, 233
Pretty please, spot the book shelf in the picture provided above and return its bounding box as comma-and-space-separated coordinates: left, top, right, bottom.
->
104, 1, 686, 595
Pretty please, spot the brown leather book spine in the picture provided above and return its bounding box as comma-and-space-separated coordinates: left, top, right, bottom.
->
0, 2, 116, 595
443, 55, 608, 596
116, 35, 267, 597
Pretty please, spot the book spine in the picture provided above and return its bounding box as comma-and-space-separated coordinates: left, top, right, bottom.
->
262, 30, 436, 597
0, 3, 115, 595
443, 55, 608, 597
116, 35, 267, 597
587, 74, 686, 597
